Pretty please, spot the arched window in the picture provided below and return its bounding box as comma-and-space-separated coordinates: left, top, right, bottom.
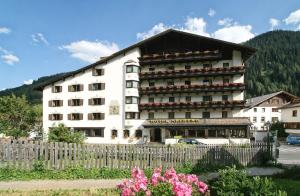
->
135, 130, 142, 139
123, 130, 130, 138
111, 129, 118, 139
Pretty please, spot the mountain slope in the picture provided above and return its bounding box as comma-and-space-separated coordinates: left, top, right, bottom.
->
244, 30, 300, 98
1, 30, 300, 103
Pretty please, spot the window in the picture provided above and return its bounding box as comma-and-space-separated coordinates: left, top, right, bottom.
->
222, 111, 228, 118
68, 84, 83, 92
169, 97, 175, 102
126, 80, 139, 88
149, 66, 155, 72
148, 80, 155, 87
167, 80, 174, 86
92, 68, 104, 76
89, 83, 105, 91
203, 63, 212, 68
203, 95, 212, 102
76, 128, 104, 137
185, 80, 191, 86
68, 99, 83, 106
185, 65, 191, 70
203, 112, 210, 119
126, 96, 139, 104
272, 117, 279, 122
135, 130, 142, 139
293, 110, 298, 117
148, 97, 154, 103
261, 117, 265, 122
89, 98, 105, 105
254, 108, 257, 112
126, 65, 139, 73
223, 62, 229, 68
167, 65, 175, 70
148, 112, 154, 119
186, 96, 191, 102
253, 117, 257, 122
223, 78, 230, 84
48, 100, 63, 107
262, 108, 266, 112
185, 112, 191, 119
272, 108, 279, 112
88, 113, 105, 120
68, 113, 83, 120
48, 114, 63, 121
222, 95, 228, 101
168, 112, 175, 119
125, 112, 140, 119
111, 129, 118, 139
203, 79, 212, 85
52, 86, 62, 93
123, 130, 130, 138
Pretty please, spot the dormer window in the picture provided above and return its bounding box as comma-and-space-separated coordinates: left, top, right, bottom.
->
92, 68, 104, 76
52, 86, 62, 93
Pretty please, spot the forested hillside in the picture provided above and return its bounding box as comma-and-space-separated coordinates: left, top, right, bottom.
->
244, 30, 300, 98
1, 30, 300, 103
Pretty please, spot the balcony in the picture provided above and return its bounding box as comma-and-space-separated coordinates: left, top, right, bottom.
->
284, 122, 300, 129
139, 50, 222, 65
139, 83, 245, 95
139, 100, 246, 110
139, 66, 245, 80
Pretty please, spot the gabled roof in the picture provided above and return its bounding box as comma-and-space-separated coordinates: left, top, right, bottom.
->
280, 98, 300, 109
245, 91, 298, 108
35, 29, 256, 91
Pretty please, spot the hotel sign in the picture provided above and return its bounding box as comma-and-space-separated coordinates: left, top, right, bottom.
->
147, 119, 202, 125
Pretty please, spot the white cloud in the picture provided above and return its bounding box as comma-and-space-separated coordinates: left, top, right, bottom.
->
208, 8, 216, 17
269, 18, 280, 30
217, 18, 234, 27
213, 25, 255, 43
136, 23, 170, 40
24, 79, 33, 85
1, 54, 20, 65
0, 27, 11, 34
181, 17, 209, 37
32, 33, 49, 45
60, 40, 119, 63
284, 9, 300, 24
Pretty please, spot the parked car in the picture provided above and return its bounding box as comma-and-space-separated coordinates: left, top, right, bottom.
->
178, 138, 206, 145
286, 135, 300, 145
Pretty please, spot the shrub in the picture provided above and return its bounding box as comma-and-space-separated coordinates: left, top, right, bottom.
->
48, 124, 85, 143
212, 166, 287, 196
117, 167, 209, 196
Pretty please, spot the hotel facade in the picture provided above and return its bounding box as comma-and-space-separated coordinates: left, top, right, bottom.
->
37, 29, 255, 144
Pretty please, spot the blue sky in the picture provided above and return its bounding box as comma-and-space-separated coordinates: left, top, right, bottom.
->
0, 0, 300, 90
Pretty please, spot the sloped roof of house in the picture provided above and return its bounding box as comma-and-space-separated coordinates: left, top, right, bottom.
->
35, 29, 256, 91
245, 91, 298, 108
280, 98, 300, 109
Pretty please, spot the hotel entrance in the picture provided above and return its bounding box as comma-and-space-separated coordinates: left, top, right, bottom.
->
150, 128, 162, 142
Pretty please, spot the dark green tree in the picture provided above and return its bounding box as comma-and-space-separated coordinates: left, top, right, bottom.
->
48, 124, 85, 143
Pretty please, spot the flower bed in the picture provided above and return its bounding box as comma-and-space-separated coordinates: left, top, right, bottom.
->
117, 167, 208, 196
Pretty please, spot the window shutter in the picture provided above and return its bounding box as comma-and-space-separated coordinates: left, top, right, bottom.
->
48, 114, 52, 120
59, 86, 62, 92
79, 113, 83, 120
101, 83, 105, 90
88, 84, 92, 91
101, 69, 105, 75
59, 114, 63, 120
101, 98, 105, 105
68, 100, 71, 106
51, 87, 55, 93
80, 99, 83, 106
101, 113, 105, 120
68, 85, 72, 92
92, 68, 96, 76
88, 113, 92, 120
59, 100, 63, 106
88, 99, 92, 106
68, 114, 71, 120
80, 84, 84, 91
48, 101, 52, 107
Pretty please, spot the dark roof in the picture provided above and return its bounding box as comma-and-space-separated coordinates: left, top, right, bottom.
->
245, 91, 298, 108
35, 29, 256, 90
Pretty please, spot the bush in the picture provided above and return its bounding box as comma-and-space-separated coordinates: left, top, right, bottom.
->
48, 124, 85, 143
212, 166, 287, 196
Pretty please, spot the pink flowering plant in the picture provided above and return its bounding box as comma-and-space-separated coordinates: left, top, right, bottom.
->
117, 166, 209, 196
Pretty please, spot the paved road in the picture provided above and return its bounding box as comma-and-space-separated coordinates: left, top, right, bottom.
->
278, 144, 300, 165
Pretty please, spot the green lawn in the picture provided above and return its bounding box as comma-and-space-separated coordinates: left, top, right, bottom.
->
273, 179, 300, 196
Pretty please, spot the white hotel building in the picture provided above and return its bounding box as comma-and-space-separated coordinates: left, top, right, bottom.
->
36, 29, 256, 144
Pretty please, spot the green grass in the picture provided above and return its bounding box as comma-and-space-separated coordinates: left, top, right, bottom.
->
273, 179, 300, 196
0, 188, 120, 196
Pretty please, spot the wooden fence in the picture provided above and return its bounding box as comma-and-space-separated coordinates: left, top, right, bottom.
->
0, 140, 273, 170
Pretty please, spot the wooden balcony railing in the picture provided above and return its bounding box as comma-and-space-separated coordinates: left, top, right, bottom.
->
139, 50, 222, 65
139, 83, 245, 95
139, 66, 245, 80
139, 100, 246, 110
284, 122, 300, 129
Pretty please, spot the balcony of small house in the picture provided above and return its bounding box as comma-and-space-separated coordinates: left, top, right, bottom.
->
139, 100, 246, 110
138, 50, 222, 65
139, 66, 245, 80
139, 83, 245, 95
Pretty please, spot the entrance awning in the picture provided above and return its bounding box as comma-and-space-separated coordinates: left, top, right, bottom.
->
143, 117, 251, 128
